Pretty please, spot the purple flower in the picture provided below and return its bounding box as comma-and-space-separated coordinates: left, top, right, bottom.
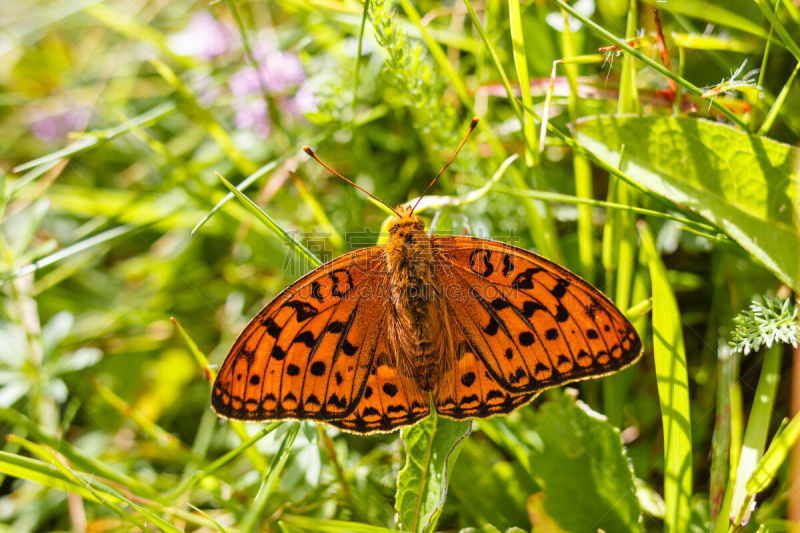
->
192, 74, 224, 108
229, 66, 262, 96
234, 99, 270, 138
31, 108, 90, 142
229, 49, 306, 95
168, 12, 233, 61
284, 86, 318, 115
259, 51, 305, 91
228, 43, 310, 135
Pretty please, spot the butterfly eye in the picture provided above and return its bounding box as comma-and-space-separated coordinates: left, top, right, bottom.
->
388, 225, 398, 235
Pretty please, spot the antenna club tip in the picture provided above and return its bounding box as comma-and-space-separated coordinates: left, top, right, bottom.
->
470, 116, 480, 126
302, 146, 313, 155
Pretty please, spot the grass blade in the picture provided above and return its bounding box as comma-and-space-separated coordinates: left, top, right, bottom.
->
12, 102, 176, 173
166, 423, 281, 500
508, 0, 537, 166
217, 171, 322, 269
639, 220, 693, 533
730, 345, 783, 525
240, 423, 300, 532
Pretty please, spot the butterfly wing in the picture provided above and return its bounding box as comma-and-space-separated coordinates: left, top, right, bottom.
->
328, 335, 430, 433
432, 236, 642, 418
211, 246, 429, 433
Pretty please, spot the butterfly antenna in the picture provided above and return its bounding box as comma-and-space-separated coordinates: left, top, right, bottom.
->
411, 116, 479, 213
303, 146, 400, 217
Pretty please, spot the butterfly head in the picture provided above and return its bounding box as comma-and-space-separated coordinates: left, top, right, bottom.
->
388, 205, 425, 236
386, 205, 429, 263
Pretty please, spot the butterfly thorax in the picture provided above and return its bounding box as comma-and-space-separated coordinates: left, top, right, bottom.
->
385, 207, 451, 392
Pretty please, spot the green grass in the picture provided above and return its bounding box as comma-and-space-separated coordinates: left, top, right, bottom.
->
1, 0, 799, 531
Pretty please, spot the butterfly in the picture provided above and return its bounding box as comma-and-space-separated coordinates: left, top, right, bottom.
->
211, 118, 642, 433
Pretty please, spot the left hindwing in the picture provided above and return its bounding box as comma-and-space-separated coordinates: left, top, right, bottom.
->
433, 236, 642, 396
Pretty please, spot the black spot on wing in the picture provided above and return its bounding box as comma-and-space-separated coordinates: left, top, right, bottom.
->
362, 406, 380, 417
261, 318, 282, 338
461, 372, 476, 387
486, 389, 504, 401
306, 394, 320, 405
327, 393, 347, 409
342, 339, 358, 356
283, 300, 318, 322
550, 278, 570, 299
469, 288, 513, 342
522, 300, 546, 318
511, 267, 543, 290
460, 394, 479, 405
491, 298, 511, 310
310, 281, 324, 302
329, 269, 353, 297
293, 331, 317, 348
309, 361, 326, 376
502, 254, 514, 277
518, 332, 535, 346
241, 348, 255, 365
469, 249, 494, 277
484, 317, 499, 336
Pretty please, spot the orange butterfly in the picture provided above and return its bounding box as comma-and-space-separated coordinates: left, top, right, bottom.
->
211, 119, 642, 433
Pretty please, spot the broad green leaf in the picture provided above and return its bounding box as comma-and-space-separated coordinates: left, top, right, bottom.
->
575, 116, 800, 286
448, 437, 534, 529
396, 409, 471, 532
640, 221, 693, 533
523, 393, 642, 533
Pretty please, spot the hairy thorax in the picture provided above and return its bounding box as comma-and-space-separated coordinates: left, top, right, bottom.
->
385, 206, 453, 392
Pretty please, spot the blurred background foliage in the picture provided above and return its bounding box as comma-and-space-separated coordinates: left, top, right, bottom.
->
0, 0, 799, 531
